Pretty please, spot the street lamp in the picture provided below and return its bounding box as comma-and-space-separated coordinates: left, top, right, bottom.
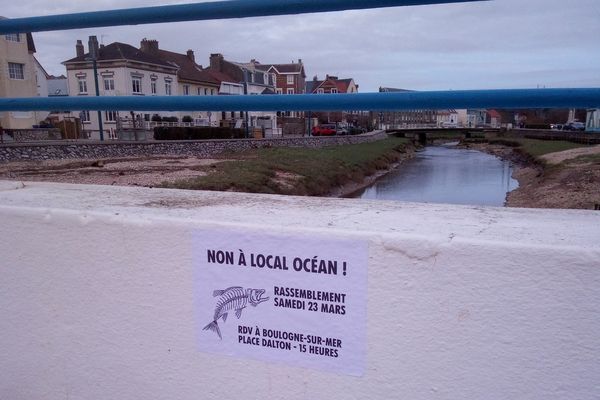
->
87, 36, 104, 141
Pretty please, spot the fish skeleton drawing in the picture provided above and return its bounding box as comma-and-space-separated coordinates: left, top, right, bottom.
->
203, 286, 269, 339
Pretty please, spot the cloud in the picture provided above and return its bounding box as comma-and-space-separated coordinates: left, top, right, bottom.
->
4, 0, 599, 91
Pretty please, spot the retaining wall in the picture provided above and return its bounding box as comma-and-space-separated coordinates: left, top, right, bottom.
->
1, 181, 599, 399
0, 131, 387, 162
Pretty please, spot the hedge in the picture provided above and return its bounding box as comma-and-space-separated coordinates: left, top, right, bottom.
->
154, 126, 246, 140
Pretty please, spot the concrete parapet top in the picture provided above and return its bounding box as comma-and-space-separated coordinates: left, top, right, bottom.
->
1, 180, 598, 249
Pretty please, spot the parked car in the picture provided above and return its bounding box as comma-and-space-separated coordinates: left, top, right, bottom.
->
347, 126, 366, 135
550, 124, 563, 130
311, 124, 337, 136
336, 126, 348, 135
563, 122, 585, 131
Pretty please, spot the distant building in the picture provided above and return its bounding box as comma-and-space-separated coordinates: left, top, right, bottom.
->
377, 87, 436, 128
436, 110, 459, 128
586, 109, 600, 132
256, 60, 306, 117
0, 29, 40, 129
139, 39, 221, 126
63, 36, 179, 139
255, 60, 306, 95
206, 53, 278, 131
466, 109, 486, 128
307, 75, 358, 94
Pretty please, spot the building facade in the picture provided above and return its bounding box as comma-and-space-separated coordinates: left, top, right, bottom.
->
206, 53, 278, 131
139, 39, 221, 126
377, 87, 436, 128
64, 37, 179, 139
0, 31, 39, 129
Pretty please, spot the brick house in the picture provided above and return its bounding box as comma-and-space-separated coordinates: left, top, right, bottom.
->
305, 75, 359, 125
256, 60, 306, 119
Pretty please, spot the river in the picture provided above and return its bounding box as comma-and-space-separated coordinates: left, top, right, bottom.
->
357, 143, 519, 206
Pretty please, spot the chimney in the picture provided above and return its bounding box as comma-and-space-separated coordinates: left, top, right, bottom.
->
140, 38, 159, 54
186, 49, 195, 62
88, 36, 99, 60
76, 40, 84, 58
210, 53, 224, 71
313, 75, 318, 82
298, 59, 302, 64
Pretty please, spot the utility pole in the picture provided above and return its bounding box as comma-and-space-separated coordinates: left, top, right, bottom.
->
88, 36, 104, 141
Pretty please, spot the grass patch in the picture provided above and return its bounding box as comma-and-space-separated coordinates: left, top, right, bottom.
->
466, 136, 591, 161
564, 153, 600, 165
160, 137, 411, 195
510, 138, 588, 158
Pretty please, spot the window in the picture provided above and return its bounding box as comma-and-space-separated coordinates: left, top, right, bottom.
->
80, 110, 90, 122
317, 88, 324, 94
331, 88, 338, 94
211, 89, 215, 95
8, 62, 24, 80
78, 78, 88, 93
276, 88, 283, 94
197, 87, 202, 95
132, 77, 142, 94
105, 110, 118, 122
287, 88, 295, 95
183, 85, 190, 95
103, 78, 114, 91
287, 75, 294, 85
151, 80, 157, 94
204, 88, 209, 95
5, 34, 20, 42
165, 82, 172, 95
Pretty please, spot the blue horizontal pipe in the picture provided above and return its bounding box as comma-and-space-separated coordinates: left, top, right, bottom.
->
0, 89, 598, 112
0, 0, 487, 34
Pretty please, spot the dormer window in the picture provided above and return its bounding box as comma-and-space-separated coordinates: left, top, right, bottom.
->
317, 88, 324, 94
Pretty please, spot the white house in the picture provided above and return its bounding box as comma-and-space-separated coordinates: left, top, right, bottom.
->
586, 109, 600, 132
63, 36, 179, 139
436, 110, 458, 128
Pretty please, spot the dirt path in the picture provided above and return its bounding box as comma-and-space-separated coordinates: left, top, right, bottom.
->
0, 156, 224, 187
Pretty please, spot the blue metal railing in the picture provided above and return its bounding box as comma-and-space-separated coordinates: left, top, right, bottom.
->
0, 0, 598, 113
0, 0, 485, 34
0, 89, 599, 112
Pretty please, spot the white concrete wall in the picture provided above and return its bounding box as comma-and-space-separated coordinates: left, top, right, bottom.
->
1, 181, 599, 400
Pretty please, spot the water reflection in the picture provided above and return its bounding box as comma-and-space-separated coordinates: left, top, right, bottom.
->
358, 144, 519, 206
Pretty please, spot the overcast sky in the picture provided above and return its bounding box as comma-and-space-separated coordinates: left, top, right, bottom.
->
3, 0, 600, 92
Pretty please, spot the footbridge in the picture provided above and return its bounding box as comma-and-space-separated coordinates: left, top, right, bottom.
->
1, 1, 600, 399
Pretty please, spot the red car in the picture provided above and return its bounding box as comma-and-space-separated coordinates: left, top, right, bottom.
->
311, 124, 337, 136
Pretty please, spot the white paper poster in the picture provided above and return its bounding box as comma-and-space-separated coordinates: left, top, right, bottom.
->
193, 229, 368, 376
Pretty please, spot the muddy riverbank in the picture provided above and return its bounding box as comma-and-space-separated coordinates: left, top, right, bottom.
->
461, 141, 600, 210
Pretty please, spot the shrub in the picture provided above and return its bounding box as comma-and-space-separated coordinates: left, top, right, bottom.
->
162, 116, 179, 123
524, 124, 551, 130
182, 115, 193, 123
154, 126, 246, 140
151, 114, 162, 122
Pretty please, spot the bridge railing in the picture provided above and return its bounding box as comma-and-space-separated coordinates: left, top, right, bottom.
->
0, 0, 599, 114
